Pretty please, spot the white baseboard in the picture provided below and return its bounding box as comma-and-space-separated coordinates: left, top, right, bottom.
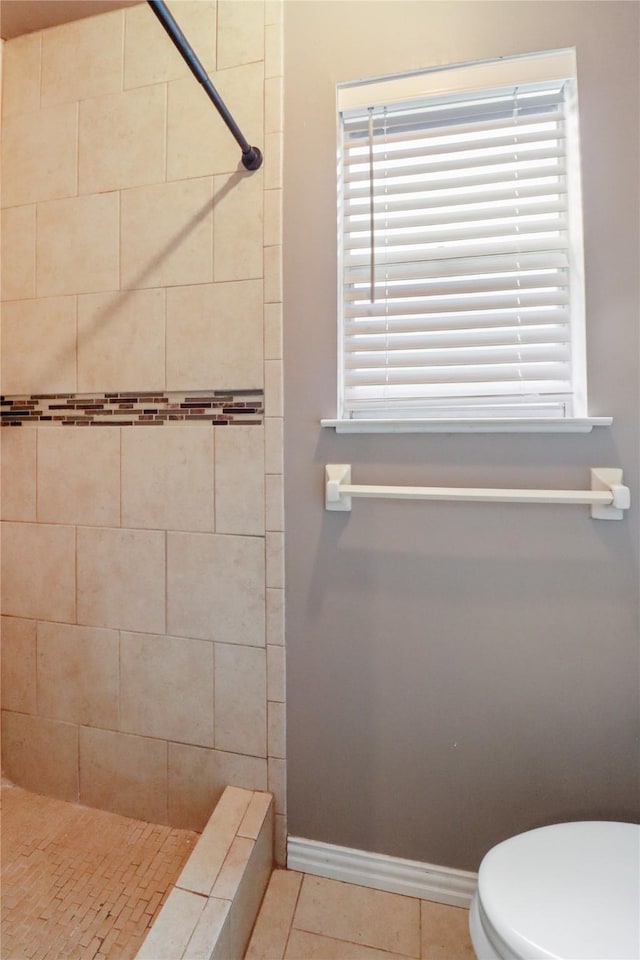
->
287, 836, 477, 908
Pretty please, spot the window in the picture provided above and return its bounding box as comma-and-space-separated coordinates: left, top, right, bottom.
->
327, 50, 609, 432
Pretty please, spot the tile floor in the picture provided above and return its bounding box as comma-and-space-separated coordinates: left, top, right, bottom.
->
1, 782, 198, 960
245, 870, 476, 960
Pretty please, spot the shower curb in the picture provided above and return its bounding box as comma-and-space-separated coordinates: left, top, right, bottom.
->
136, 786, 273, 960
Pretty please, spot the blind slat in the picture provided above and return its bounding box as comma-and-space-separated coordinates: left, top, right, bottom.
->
344, 325, 570, 352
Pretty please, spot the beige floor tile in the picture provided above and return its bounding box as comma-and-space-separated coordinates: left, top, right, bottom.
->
420, 900, 475, 960
0, 616, 37, 714
293, 876, 421, 958
285, 929, 415, 960
245, 869, 303, 960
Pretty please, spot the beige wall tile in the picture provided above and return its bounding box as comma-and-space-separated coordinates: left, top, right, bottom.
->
119, 631, 214, 747
1, 103, 77, 207
77, 527, 165, 634
238, 791, 272, 841
214, 643, 266, 757
37, 428, 120, 526
0, 616, 37, 714
210, 834, 254, 900
264, 189, 282, 247
122, 426, 214, 532
264, 22, 283, 79
214, 425, 265, 536
264, 302, 283, 360
264, 358, 283, 417
77, 288, 165, 393
1, 296, 76, 395
267, 645, 285, 704
217, 1, 264, 70
167, 62, 263, 180
37, 622, 119, 728
267, 701, 285, 760
266, 588, 284, 647
265, 474, 284, 532
124, 1, 216, 90
1, 33, 41, 118
1, 711, 78, 802
293, 877, 421, 957
274, 813, 287, 867
1, 521, 75, 622
79, 727, 168, 823
267, 757, 286, 816
41, 9, 123, 106
264, 417, 283, 475
168, 742, 267, 831
245, 868, 303, 960
213, 171, 263, 282
167, 532, 265, 646
1, 204, 36, 301
265, 77, 283, 135
1, 428, 36, 522
137, 887, 206, 960
37, 193, 119, 297
264, 245, 282, 303
264, 1, 283, 27
266, 531, 284, 589
421, 900, 475, 960
263, 132, 283, 191
121, 178, 213, 290
79, 85, 166, 195
166, 280, 263, 391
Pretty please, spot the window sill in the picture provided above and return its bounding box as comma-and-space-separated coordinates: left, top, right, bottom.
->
320, 417, 613, 434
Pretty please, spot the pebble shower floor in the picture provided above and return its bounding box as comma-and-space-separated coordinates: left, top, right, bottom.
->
0, 781, 198, 959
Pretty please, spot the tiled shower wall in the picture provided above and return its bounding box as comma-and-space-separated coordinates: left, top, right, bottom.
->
0, 0, 286, 860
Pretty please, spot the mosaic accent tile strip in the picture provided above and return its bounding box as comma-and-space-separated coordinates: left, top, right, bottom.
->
1, 390, 264, 426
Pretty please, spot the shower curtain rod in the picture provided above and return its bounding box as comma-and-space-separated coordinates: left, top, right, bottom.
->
147, 0, 263, 171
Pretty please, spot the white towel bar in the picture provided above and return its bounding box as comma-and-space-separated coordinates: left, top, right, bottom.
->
325, 465, 630, 520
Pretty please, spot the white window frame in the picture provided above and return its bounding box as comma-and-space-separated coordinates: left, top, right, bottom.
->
322, 50, 611, 434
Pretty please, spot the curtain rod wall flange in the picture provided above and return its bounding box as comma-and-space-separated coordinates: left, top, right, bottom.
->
147, 0, 263, 171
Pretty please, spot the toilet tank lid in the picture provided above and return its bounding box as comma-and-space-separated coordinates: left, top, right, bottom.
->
477, 821, 640, 960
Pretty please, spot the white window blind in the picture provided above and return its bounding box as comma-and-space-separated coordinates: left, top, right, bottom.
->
337, 51, 587, 421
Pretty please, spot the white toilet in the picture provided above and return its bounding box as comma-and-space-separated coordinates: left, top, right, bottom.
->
469, 821, 640, 960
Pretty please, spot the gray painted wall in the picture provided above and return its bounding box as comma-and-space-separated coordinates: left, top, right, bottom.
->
283, 1, 639, 872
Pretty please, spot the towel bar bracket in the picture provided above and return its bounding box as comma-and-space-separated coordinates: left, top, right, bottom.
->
324, 464, 630, 519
